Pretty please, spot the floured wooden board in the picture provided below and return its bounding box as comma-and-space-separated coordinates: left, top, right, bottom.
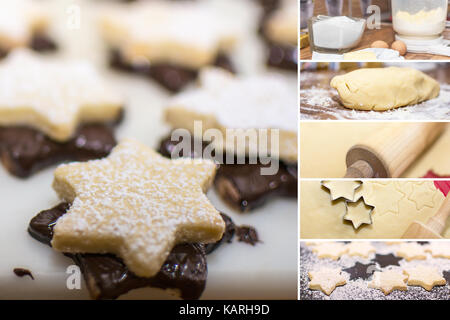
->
300, 242, 450, 300
300, 180, 450, 239
300, 66, 450, 120
0, 0, 297, 299
300, 122, 450, 178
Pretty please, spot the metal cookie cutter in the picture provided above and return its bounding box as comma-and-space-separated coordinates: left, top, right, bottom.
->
343, 196, 375, 230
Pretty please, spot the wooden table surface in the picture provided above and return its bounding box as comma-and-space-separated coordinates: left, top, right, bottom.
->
300, 24, 450, 61
300, 66, 450, 120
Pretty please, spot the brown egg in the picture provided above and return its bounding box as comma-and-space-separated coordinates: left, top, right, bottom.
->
370, 40, 389, 49
391, 40, 407, 56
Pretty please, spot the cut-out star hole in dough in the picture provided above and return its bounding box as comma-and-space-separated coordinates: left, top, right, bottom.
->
403, 266, 446, 291
308, 267, 347, 295
368, 269, 408, 295
407, 182, 437, 210
321, 180, 362, 201
50, 139, 225, 278
343, 197, 374, 229
365, 182, 405, 215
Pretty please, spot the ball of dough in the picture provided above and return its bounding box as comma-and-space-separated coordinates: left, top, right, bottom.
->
371, 40, 389, 49
391, 40, 407, 56
330, 67, 440, 111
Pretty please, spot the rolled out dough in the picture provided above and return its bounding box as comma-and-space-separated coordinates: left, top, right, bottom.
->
300, 123, 450, 178
330, 67, 440, 111
300, 180, 450, 239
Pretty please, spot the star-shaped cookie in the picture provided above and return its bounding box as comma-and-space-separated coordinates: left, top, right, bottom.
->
343, 197, 374, 229
51, 139, 225, 278
166, 68, 298, 163
396, 243, 427, 261
0, 49, 123, 142
425, 242, 450, 259
321, 180, 362, 201
100, 1, 238, 69
368, 269, 408, 295
346, 242, 376, 258
403, 266, 446, 291
312, 242, 348, 260
308, 268, 347, 295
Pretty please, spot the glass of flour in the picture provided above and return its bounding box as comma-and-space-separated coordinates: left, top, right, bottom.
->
308, 15, 366, 53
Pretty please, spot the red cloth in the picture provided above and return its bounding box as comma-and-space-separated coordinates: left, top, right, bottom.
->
422, 170, 450, 179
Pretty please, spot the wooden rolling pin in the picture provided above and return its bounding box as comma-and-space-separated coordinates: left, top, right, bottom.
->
402, 192, 450, 239
344, 123, 446, 178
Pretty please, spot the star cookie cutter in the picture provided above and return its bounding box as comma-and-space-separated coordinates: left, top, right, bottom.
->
343, 196, 375, 230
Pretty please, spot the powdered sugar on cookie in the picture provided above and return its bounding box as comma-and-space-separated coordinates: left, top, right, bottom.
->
0, 49, 123, 141
51, 139, 225, 278
100, 0, 239, 69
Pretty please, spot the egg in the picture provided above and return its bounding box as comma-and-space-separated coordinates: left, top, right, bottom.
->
370, 40, 389, 49
391, 40, 407, 56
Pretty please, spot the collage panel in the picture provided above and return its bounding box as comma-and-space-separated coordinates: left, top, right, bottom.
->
299, 0, 450, 303
300, 62, 450, 120
300, 122, 450, 178
299, 241, 450, 300
300, 180, 450, 239
300, 0, 450, 61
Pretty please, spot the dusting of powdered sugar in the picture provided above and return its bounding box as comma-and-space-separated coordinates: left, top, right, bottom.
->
300, 241, 450, 300
168, 68, 297, 132
300, 88, 335, 108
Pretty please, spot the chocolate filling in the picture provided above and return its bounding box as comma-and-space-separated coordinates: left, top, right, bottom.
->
159, 134, 297, 212
110, 49, 234, 93
0, 123, 118, 178
28, 203, 207, 300
28, 203, 254, 299
257, 0, 280, 15
0, 33, 57, 59
29, 33, 58, 52
235, 226, 260, 246
204, 213, 235, 254
13, 268, 34, 280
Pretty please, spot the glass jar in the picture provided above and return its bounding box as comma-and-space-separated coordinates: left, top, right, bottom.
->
308, 15, 366, 53
391, 0, 447, 38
